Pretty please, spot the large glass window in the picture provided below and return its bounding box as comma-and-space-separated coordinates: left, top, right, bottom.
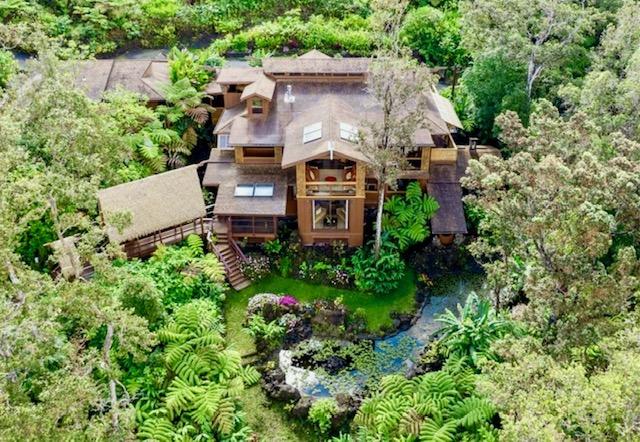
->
217, 133, 231, 149
312, 200, 348, 230
251, 98, 263, 114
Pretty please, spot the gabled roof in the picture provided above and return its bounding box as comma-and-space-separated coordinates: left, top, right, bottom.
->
240, 73, 276, 101
298, 49, 332, 59
97, 166, 205, 243
73, 59, 168, 102
282, 97, 369, 167
216, 67, 263, 85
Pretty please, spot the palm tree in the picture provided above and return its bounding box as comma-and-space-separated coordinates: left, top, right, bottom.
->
436, 293, 513, 367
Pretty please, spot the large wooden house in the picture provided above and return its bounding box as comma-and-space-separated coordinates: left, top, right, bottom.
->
91, 50, 498, 260
201, 50, 495, 247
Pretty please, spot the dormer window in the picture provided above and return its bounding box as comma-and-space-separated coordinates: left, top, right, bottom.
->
303, 122, 322, 143
251, 98, 263, 114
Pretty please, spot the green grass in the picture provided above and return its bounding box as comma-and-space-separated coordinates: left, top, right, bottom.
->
225, 270, 416, 355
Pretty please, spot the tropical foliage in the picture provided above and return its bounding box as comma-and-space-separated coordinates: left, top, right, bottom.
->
437, 293, 513, 368
382, 181, 439, 251
351, 358, 497, 441
351, 241, 406, 296
137, 299, 259, 441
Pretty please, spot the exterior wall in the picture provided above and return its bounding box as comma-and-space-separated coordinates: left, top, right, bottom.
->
294, 160, 366, 247
223, 92, 242, 108
296, 198, 364, 247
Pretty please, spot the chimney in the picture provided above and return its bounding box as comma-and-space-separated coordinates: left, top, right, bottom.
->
284, 84, 296, 104
469, 137, 478, 150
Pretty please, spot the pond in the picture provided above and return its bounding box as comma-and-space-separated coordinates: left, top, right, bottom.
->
279, 272, 486, 397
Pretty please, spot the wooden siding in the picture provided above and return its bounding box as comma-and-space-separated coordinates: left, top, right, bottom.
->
296, 198, 364, 247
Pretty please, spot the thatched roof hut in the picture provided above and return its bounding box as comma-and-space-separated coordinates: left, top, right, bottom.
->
97, 166, 206, 243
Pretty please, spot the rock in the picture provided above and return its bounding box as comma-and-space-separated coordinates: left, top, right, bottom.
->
392, 313, 414, 332
324, 355, 350, 375
271, 384, 301, 403
291, 396, 315, 419
264, 368, 285, 385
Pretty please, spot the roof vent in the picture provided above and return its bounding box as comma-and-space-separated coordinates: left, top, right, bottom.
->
284, 84, 296, 104
303, 122, 322, 143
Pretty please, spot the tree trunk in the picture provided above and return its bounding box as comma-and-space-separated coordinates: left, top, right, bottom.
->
374, 183, 386, 258
102, 324, 119, 432
450, 66, 459, 101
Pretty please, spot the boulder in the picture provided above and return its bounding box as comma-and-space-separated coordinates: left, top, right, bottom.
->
271, 384, 301, 403
291, 396, 315, 419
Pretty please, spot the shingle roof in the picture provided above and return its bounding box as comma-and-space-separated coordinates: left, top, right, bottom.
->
72, 59, 168, 102
262, 57, 370, 75
427, 183, 468, 234
216, 67, 264, 85
240, 73, 277, 101
281, 97, 369, 167
97, 166, 205, 243
430, 91, 463, 129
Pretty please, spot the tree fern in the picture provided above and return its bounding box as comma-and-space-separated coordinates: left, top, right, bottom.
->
186, 234, 204, 257
138, 417, 175, 442
195, 254, 226, 283
419, 418, 457, 442
450, 397, 495, 429
239, 365, 261, 386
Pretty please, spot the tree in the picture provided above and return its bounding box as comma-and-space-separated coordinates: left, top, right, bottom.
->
462, 100, 640, 353
461, 0, 596, 99
0, 49, 17, 88
559, 1, 640, 142
478, 329, 640, 441
460, 52, 530, 140
359, 0, 435, 257
401, 5, 469, 98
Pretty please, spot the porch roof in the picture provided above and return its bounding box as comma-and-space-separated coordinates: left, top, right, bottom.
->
427, 183, 468, 234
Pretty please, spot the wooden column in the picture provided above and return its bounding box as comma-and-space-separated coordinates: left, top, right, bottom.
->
296, 163, 306, 198
235, 146, 245, 163
421, 147, 431, 171
356, 162, 366, 197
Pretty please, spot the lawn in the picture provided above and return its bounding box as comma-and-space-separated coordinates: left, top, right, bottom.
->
224, 270, 417, 356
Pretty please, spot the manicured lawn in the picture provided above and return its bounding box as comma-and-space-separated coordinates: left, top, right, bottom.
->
225, 270, 417, 352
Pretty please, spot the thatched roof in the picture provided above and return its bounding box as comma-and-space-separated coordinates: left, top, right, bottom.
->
241, 73, 276, 101
427, 183, 467, 234
216, 67, 263, 85
262, 57, 370, 75
97, 166, 206, 243
281, 97, 369, 167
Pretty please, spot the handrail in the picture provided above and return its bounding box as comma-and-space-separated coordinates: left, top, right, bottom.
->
228, 237, 247, 262
305, 181, 356, 186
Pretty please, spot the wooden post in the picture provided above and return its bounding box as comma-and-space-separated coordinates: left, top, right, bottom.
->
296, 163, 306, 198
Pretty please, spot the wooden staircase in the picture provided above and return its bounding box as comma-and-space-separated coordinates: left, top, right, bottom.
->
211, 227, 251, 291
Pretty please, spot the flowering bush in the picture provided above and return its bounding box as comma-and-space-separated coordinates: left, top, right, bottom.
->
279, 295, 299, 306
240, 254, 271, 281
247, 293, 281, 317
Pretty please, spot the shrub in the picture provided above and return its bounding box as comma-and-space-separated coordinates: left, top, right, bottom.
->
308, 398, 339, 434
350, 243, 406, 295
279, 295, 299, 307
382, 181, 439, 251
240, 254, 271, 281
245, 314, 285, 351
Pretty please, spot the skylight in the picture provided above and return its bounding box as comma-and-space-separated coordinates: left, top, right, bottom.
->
340, 122, 358, 142
234, 183, 274, 197
303, 122, 322, 143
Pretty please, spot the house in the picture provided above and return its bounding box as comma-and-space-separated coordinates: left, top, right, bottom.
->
201, 50, 496, 247
74, 59, 170, 104
95, 50, 499, 256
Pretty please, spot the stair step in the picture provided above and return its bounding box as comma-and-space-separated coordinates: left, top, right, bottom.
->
232, 280, 251, 290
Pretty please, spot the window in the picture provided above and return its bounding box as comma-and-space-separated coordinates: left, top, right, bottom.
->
217, 134, 231, 149
312, 200, 348, 230
234, 183, 274, 197
303, 122, 322, 143
339, 122, 358, 142
251, 98, 263, 114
